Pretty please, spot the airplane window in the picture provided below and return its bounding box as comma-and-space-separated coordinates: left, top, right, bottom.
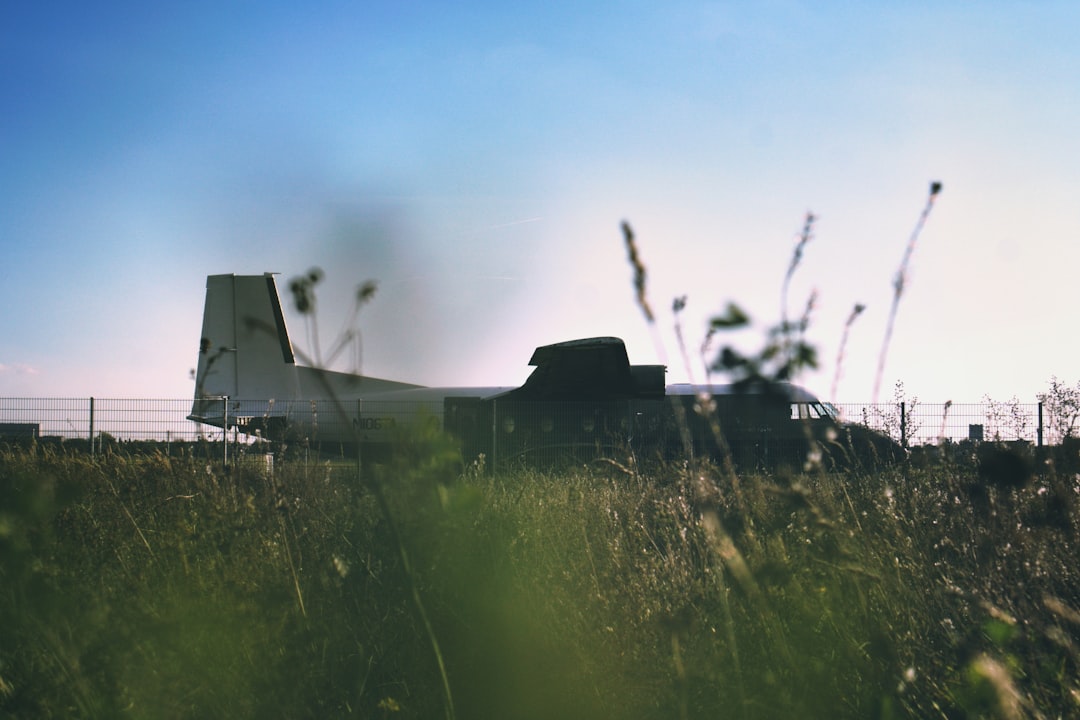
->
792, 402, 833, 420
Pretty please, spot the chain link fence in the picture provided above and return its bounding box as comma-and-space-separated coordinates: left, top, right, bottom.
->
0, 398, 204, 445
834, 400, 1047, 447
0, 396, 1066, 459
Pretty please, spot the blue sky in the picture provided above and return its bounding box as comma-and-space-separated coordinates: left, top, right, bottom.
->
3, 1, 1079, 404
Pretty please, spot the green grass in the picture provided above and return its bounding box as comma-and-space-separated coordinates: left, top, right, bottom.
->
1, 442, 1078, 719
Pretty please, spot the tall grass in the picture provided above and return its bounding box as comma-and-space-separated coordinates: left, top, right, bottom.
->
1, 441, 1077, 718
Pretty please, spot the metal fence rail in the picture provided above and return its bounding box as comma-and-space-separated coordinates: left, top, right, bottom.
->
834, 401, 1047, 446
0, 398, 210, 449
0, 397, 1067, 451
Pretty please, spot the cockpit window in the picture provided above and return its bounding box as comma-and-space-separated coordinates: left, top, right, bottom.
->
790, 402, 837, 420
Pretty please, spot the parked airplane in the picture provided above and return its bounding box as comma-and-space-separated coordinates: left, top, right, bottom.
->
189, 273, 903, 469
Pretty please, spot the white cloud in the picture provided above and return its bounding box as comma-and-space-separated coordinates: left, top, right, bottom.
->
0, 363, 40, 376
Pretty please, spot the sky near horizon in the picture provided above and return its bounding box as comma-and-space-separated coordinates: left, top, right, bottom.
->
3, 1, 1079, 404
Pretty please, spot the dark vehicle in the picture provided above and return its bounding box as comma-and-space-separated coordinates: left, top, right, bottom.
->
446, 363, 903, 472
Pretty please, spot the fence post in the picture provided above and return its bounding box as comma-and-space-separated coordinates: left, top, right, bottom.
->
222, 396, 229, 469
1037, 401, 1044, 447
356, 398, 363, 477
491, 399, 498, 471
89, 397, 95, 456
900, 401, 907, 448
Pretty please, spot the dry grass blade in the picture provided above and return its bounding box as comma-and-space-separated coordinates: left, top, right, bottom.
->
106, 475, 154, 559
622, 220, 654, 323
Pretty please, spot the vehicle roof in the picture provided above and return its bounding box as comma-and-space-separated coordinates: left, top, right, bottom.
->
665, 382, 822, 402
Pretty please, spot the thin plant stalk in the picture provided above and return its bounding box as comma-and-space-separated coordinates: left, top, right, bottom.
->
622, 222, 762, 717
830, 303, 866, 402
283, 272, 457, 720
782, 212, 815, 327
292, 345, 457, 720
874, 182, 943, 402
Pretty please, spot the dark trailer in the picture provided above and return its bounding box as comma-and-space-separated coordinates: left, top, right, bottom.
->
442, 337, 902, 471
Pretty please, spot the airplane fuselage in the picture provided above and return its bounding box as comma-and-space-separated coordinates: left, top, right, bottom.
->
188, 274, 905, 470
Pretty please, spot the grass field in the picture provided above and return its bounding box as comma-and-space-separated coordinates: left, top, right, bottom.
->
1, 436, 1077, 719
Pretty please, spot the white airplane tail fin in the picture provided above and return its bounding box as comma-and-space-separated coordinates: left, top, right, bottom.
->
189, 273, 424, 430
190, 273, 301, 421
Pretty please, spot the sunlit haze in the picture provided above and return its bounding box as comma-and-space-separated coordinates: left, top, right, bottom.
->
4, 2, 1079, 404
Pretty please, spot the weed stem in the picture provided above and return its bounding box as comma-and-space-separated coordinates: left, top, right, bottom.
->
874, 182, 942, 402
